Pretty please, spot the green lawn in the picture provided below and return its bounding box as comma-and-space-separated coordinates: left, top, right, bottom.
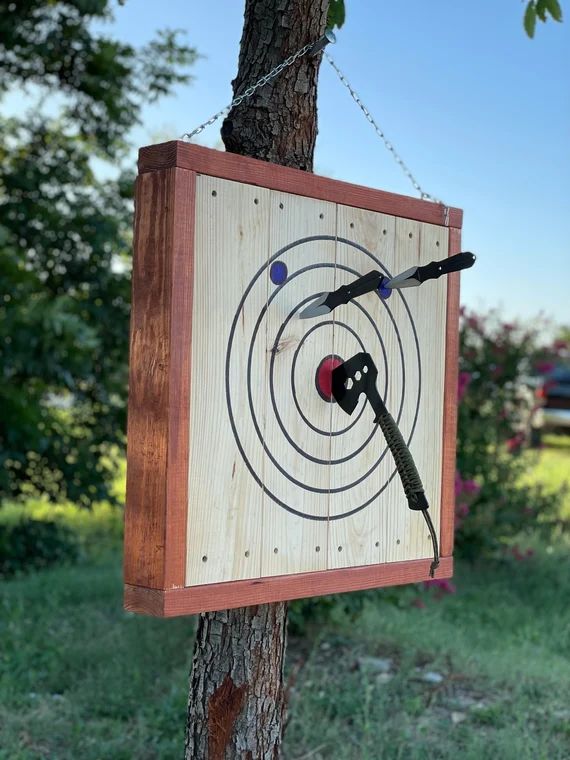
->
1, 546, 569, 759
1, 440, 569, 759
525, 434, 570, 519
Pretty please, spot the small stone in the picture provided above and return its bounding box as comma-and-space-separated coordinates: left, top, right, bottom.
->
357, 656, 393, 673
422, 671, 444, 684
451, 711, 467, 724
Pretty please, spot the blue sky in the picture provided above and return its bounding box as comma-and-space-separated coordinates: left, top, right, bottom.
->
15, 1, 570, 326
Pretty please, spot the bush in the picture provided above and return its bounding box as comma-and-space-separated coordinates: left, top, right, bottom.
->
0, 518, 79, 577
455, 308, 564, 560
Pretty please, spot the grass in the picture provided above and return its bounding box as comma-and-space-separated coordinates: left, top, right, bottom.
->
524, 434, 570, 519
1, 438, 569, 759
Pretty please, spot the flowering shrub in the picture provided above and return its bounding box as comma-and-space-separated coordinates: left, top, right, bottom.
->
454, 308, 564, 561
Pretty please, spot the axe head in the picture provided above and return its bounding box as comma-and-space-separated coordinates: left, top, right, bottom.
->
331, 352, 378, 416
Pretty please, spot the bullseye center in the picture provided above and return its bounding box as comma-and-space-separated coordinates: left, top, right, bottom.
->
315, 355, 343, 402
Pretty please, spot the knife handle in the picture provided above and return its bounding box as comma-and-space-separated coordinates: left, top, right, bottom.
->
337, 270, 383, 305
417, 251, 476, 283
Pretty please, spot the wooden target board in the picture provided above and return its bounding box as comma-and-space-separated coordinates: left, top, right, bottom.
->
124, 141, 462, 617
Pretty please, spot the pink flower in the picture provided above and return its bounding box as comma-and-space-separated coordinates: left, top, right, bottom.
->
503, 323, 515, 332
458, 372, 472, 403
535, 361, 555, 375
456, 503, 470, 518
424, 578, 456, 594
467, 316, 481, 330
462, 479, 480, 494
454, 471, 463, 498
553, 339, 568, 352
506, 432, 525, 452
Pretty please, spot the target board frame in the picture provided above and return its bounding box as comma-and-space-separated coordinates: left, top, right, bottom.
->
124, 141, 462, 618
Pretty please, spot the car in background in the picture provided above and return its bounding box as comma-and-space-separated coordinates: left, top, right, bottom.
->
530, 365, 570, 446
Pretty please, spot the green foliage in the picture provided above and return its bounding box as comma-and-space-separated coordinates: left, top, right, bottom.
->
455, 309, 564, 560
327, 0, 346, 31
0, 1, 197, 505
0, 518, 78, 576
524, 0, 563, 37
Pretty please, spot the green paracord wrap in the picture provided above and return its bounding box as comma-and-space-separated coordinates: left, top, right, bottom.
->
376, 410, 440, 577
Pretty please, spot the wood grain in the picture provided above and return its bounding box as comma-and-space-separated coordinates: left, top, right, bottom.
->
260, 190, 334, 577
440, 227, 462, 557
125, 555, 453, 617
138, 142, 462, 229
185, 176, 270, 586
124, 167, 195, 590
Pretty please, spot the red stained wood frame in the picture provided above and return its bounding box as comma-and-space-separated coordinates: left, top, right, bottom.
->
125, 141, 462, 616
125, 556, 454, 617
124, 166, 195, 590
441, 227, 462, 557
138, 141, 462, 229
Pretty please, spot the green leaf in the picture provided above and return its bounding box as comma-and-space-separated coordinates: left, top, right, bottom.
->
536, 0, 548, 21
327, 0, 346, 31
524, 2, 537, 37
545, 0, 563, 21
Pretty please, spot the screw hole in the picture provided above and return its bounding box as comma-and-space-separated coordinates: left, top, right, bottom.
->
315, 546, 321, 552
375, 541, 380, 547
245, 550, 250, 558
338, 546, 343, 552
254, 198, 259, 205
211, 190, 217, 197
382, 229, 387, 235
319, 213, 324, 219
279, 202, 284, 209
202, 555, 208, 562
408, 232, 413, 239
350, 222, 354, 228
436, 240, 440, 247
273, 547, 278, 554
396, 539, 401, 545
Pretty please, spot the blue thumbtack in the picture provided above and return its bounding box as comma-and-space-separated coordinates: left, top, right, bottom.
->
378, 276, 392, 299
270, 261, 288, 285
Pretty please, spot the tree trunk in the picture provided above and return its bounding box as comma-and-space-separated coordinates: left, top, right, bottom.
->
184, 1, 329, 758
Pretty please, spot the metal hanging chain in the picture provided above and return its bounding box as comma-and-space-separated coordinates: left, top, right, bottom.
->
325, 52, 444, 206
181, 33, 335, 141
181, 33, 444, 209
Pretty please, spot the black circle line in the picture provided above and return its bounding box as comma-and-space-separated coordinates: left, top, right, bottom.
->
291, 321, 368, 436
248, 269, 403, 480
267, 293, 380, 466
232, 244, 419, 510
290, 292, 390, 436
239, 256, 418, 507
259, 263, 406, 474
266, 274, 393, 465
225, 235, 422, 520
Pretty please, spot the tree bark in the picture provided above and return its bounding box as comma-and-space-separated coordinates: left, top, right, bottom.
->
185, 1, 329, 758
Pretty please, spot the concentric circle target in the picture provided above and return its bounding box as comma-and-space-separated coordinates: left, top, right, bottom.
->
225, 235, 422, 521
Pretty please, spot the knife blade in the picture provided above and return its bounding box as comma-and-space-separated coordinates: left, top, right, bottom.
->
384, 251, 476, 289
299, 270, 383, 319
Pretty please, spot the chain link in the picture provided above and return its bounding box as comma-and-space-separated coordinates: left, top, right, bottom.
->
180, 40, 445, 211
325, 53, 444, 206
181, 40, 316, 141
